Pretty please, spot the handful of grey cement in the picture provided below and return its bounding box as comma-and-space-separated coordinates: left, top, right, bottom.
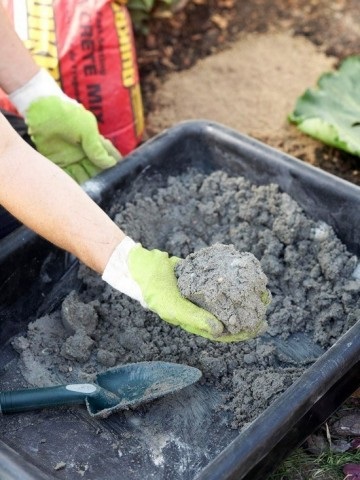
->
175, 244, 271, 339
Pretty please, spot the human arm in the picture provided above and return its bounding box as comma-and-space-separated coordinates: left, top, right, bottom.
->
0, 4, 121, 184
1, 114, 242, 341
0, 112, 124, 272
0, 5, 39, 94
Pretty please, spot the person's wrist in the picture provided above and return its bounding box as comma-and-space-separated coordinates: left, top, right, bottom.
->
102, 236, 147, 307
9, 68, 76, 116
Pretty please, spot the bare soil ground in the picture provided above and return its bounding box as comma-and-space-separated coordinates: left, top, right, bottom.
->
135, 0, 360, 186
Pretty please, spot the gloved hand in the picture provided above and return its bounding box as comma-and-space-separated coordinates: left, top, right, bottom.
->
9, 69, 121, 184
102, 237, 265, 342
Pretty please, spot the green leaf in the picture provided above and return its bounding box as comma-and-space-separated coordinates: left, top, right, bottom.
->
128, 10, 151, 32
289, 55, 360, 157
127, 0, 155, 12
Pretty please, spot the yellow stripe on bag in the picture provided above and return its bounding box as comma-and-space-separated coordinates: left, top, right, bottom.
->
17, 0, 60, 83
112, 2, 136, 88
130, 83, 144, 137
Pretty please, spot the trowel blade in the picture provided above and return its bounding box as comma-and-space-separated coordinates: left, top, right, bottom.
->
87, 361, 202, 417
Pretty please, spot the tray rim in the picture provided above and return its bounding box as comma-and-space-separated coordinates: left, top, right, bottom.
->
1, 120, 359, 480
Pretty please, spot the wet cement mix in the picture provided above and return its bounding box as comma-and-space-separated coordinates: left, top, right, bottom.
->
12, 169, 360, 429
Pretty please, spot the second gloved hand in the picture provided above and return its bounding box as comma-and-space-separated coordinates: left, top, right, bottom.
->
9, 69, 121, 184
25, 97, 121, 184
102, 237, 263, 342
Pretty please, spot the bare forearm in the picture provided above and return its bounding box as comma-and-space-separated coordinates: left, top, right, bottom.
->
0, 3, 39, 93
0, 114, 125, 273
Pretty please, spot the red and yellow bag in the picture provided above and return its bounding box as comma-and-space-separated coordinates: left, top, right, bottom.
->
1, 0, 144, 155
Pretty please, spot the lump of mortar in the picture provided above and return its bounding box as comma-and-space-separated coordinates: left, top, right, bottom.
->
175, 243, 271, 336
60, 331, 94, 362
61, 290, 98, 335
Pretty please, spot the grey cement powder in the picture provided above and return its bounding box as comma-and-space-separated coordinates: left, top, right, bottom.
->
12, 169, 360, 430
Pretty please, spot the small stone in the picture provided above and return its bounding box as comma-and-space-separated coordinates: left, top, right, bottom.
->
11, 336, 29, 352
243, 354, 257, 364
54, 462, 66, 470
333, 414, 360, 437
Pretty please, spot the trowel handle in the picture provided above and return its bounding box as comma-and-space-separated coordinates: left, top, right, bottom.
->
0, 384, 98, 414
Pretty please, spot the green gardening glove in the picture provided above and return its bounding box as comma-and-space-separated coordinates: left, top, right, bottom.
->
9, 69, 121, 184
102, 237, 266, 342
129, 246, 225, 339
25, 97, 121, 184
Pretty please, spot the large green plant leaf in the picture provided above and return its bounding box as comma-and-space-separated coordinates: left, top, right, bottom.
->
289, 56, 360, 157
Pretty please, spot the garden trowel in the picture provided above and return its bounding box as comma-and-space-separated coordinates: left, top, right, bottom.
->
0, 361, 202, 418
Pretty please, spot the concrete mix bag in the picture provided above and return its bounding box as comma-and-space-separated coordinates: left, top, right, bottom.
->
1, 0, 144, 155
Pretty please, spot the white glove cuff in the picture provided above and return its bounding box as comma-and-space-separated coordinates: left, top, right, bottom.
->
9, 68, 76, 116
102, 236, 147, 308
